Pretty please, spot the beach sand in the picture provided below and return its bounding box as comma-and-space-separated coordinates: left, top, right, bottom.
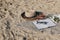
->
0, 0, 60, 40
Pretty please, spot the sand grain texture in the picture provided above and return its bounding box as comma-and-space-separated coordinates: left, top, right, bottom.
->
0, 0, 60, 40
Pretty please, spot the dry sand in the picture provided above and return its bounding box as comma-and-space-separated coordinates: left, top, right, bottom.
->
0, 0, 60, 40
